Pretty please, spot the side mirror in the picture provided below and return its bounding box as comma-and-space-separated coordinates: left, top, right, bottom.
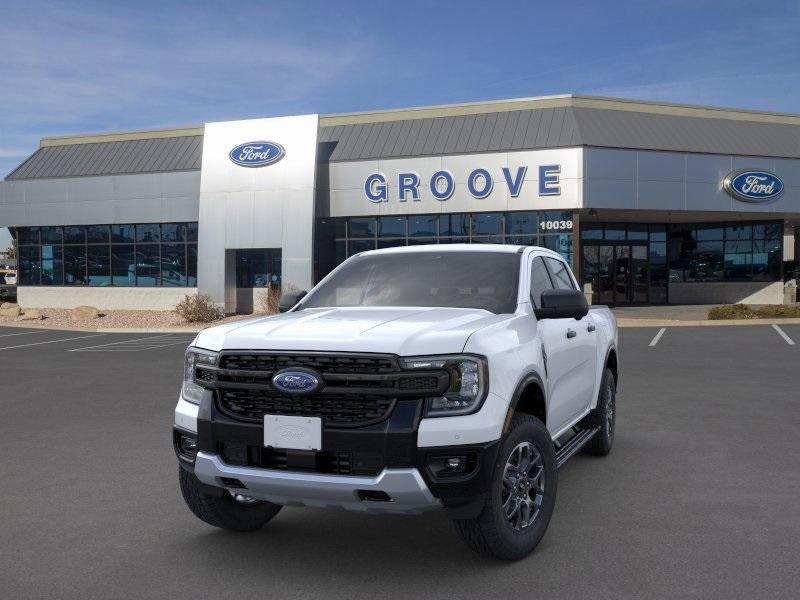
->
279, 290, 308, 313
535, 289, 589, 320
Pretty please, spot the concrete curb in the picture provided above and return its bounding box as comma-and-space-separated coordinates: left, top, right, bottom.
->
0, 321, 204, 334
617, 317, 800, 328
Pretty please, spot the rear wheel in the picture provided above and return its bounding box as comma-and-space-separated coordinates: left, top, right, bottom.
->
585, 368, 616, 456
453, 414, 557, 560
179, 468, 282, 532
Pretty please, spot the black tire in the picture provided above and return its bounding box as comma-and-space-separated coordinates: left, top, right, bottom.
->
585, 368, 616, 456
453, 414, 557, 561
179, 468, 282, 532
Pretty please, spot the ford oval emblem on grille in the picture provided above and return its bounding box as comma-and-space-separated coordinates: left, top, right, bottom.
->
272, 369, 321, 394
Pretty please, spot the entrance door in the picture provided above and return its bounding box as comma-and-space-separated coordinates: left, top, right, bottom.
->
582, 243, 648, 305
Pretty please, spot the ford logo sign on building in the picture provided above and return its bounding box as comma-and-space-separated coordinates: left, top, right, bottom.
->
229, 141, 285, 167
272, 369, 320, 394
723, 170, 784, 203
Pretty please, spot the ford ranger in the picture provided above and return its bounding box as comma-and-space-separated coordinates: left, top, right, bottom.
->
174, 244, 618, 560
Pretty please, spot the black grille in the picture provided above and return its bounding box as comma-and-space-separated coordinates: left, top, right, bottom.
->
398, 375, 440, 391
207, 352, 447, 428
220, 353, 397, 374
218, 389, 395, 427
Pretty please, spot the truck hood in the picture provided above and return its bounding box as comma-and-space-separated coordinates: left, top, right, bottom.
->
193, 307, 509, 356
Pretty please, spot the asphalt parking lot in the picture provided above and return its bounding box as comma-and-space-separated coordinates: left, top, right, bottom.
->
1, 324, 799, 599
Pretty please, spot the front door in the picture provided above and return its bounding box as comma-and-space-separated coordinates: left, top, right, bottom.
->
583, 243, 648, 305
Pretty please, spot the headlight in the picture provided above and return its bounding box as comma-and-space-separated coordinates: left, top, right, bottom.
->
182, 347, 218, 404
399, 355, 488, 417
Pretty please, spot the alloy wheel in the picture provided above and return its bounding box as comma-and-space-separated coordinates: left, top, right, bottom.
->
501, 441, 546, 531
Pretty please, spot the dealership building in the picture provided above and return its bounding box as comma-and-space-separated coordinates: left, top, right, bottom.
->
0, 94, 798, 311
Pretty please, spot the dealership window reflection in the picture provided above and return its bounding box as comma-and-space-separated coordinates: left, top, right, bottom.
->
13, 223, 199, 287
319, 211, 574, 281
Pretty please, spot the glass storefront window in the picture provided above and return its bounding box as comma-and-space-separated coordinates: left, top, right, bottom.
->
506, 212, 537, 235
64, 246, 87, 285
111, 245, 136, 287
695, 225, 724, 241
440, 214, 469, 237
161, 223, 186, 243
19, 246, 41, 285
348, 239, 375, 256
409, 215, 437, 237
349, 217, 376, 238
725, 224, 752, 240
581, 224, 603, 240
136, 224, 161, 243
87, 245, 111, 286
64, 226, 85, 244
41, 227, 63, 245
136, 245, 160, 286
505, 235, 537, 246
18, 227, 40, 245
604, 224, 626, 240
111, 224, 135, 243
86, 225, 110, 244
378, 216, 405, 238
41, 245, 63, 286
471, 213, 503, 236
377, 238, 405, 249
627, 225, 648, 240
187, 246, 198, 286
15, 222, 197, 288
162, 244, 187, 286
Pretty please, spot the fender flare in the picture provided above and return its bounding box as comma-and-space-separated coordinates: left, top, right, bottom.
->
503, 370, 547, 433
603, 343, 620, 390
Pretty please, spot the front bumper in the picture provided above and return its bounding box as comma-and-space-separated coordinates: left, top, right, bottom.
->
194, 451, 440, 514
175, 390, 502, 517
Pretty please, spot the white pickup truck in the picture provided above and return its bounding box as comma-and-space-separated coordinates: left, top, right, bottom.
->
174, 244, 618, 560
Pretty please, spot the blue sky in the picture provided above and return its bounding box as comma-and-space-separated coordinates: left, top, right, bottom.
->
1, 0, 800, 249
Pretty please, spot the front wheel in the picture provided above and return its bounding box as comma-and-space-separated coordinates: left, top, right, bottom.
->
179, 468, 282, 532
453, 414, 557, 560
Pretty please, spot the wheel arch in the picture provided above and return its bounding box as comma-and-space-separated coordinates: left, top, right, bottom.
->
604, 345, 619, 390
503, 371, 547, 433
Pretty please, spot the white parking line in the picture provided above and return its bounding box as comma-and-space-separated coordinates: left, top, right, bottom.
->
649, 327, 667, 347
771, 324, 796, 346
0, 333, 106, 351
69, 334, 194, 352
0, 330, 49, 339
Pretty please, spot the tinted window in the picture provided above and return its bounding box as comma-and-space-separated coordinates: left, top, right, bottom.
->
86, 225, 109, 244
111, 224, 135, 243
301, 251, 520, 314
409, 215, 437, 237
378, 216, 405, 237
530, 257, 554, 308
545, 257, 575, 290
136, 224, 161, 243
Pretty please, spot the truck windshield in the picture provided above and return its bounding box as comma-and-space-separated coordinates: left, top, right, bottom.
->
301, 251, 521, 314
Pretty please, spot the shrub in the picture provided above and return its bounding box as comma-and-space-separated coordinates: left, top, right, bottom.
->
754, 304, 800, 318
176, 294, 223, 323
708, 303, 800, 320
256, 283, 282, 314
707, 304, 757, 320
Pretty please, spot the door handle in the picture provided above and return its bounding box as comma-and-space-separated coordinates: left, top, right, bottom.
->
566, 329, 577, 339
587, 323, 596, 332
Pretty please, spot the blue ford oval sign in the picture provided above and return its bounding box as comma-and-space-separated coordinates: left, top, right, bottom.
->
723, 170, 784, 203
229, 141, 285, 167
272, 369, 320, 394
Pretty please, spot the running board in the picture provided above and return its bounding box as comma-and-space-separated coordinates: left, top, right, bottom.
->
555, 426, 600, 469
